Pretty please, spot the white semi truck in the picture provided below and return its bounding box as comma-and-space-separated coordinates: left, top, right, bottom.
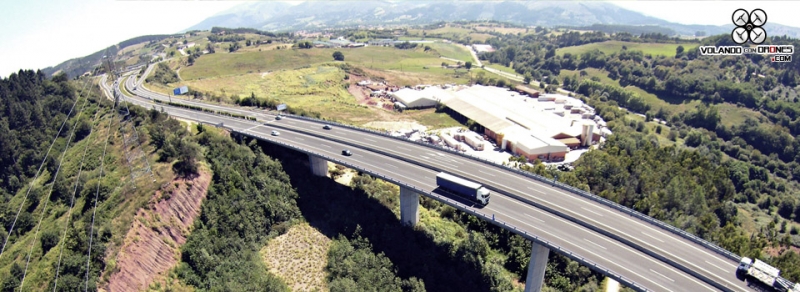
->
436, 172, 490, 205
738, 257, 800, 292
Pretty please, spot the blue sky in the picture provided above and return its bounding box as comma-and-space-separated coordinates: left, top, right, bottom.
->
0, 1, 798, 77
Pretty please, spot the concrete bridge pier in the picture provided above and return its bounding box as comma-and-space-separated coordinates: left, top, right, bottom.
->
524, 242, 550, 292
399, 186, 420, 226
308, 155, 329, 177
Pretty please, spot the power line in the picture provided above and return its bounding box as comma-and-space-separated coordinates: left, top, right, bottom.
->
84, 112, 118, 292
52, 108, 102, 291
0, 79, 90, 258
19, 80, 93, 290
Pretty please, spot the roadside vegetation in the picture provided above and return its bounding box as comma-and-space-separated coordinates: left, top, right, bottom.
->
82, 19, 800, 289
0, 71, 193, 290
474, 29, 800, 281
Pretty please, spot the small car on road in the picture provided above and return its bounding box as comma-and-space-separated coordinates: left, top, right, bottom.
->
275, 115, 282, 120
323, 124, 332, 130
342, 149, 352, 156
271, 130, 280, 136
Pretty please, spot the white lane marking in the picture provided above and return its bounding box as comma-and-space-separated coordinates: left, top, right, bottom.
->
396, 145, 411, 151
320, 144, 331, 148
641, 232, 664, 243
294, 137, 305, 141
524, 213, 545, 223
478, 170, 496, 177
650, 269, 675, 282
199, 113, 729, 288
285, 121, 295, 124
420, 156, 429, 159
535, 183, 732, 270
580, 207, 604, 217
584, 238, 607, 250
364, 138, 376, 142
704, 261, 729, 273
501, 197, 716, 291
385, 164, 397, 168
356, 160, 429, 186
526, 187, 545, 194
503, 212, 676, 292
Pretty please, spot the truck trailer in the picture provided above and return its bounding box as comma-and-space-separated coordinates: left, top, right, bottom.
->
436, 172, 490, 205
738, 257, 800, 292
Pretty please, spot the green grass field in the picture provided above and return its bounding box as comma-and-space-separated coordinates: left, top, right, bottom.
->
426, 43, 473, 62
556, 41, 700, 57
152, 65, 468, 127
467, 33, 495, 42
179, 46, 472, 86
182, 47, 439, 79
559, 68, 764, 127
485, 63, 517, 75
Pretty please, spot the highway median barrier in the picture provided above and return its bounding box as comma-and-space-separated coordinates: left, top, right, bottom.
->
274, 113, 741, 263
137, 87, 739, 273
232, 130, 652, 292
257, 113, 742, 291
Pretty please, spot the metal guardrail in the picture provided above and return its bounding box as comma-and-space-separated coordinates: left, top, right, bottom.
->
233, 130, 653, 292
273, 111, 742, 263
118, 74, 741, 291
122, 77, 739, 262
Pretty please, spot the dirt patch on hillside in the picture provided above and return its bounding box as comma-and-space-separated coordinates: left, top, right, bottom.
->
764, 245, 800, 257
261, 223, 332, 292
104, 170, 211, 292
362, 120, 428, 132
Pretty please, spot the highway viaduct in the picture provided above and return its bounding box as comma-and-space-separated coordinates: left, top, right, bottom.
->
98, 66, 755, 292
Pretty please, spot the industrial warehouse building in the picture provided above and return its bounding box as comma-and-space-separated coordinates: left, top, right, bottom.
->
390, 86, 453, 109
441, 85, 603, 162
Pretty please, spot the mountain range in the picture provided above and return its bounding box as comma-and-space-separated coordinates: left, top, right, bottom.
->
185, 1, 800, 38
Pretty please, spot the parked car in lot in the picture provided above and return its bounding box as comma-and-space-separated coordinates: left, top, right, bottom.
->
342, 149, 352, 156
271, 130, 280, 136
323, 124, 332, 130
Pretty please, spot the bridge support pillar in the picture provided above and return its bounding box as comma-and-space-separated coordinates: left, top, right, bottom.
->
524, 242, 550, 292
399, 186, 420, 227
308, 155, 328, 177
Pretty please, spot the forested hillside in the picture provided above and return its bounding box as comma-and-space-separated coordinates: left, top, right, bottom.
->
0, 71, 117, 290
473, 31, 800, 281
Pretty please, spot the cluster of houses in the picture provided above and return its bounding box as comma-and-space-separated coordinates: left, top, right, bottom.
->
312, 37, 366, 48
309, 37, 435, 48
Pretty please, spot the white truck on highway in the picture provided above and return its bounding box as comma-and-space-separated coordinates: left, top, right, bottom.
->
738, 257, 800, 292
436, 172, 490, 205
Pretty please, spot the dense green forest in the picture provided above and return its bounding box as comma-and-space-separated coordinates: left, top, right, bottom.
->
0, 71, 128, 290
477, 30, 800, 214
229, 136, 615, 291
172, 119, 300, 291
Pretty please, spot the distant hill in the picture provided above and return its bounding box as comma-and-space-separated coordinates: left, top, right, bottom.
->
41, 34, 181, 78
184, 1, 800, 38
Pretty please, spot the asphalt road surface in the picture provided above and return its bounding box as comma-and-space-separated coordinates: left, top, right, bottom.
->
104, 72, 754, 292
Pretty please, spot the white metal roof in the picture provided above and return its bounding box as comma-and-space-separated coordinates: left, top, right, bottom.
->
392, 87, 454, 108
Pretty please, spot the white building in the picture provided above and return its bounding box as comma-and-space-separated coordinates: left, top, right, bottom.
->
391, 86, 455, 109
442, 85, 604, 161
472, 44, 495, 53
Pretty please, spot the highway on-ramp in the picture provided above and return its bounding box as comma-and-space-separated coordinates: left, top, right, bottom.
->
107, 72, 752, 292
